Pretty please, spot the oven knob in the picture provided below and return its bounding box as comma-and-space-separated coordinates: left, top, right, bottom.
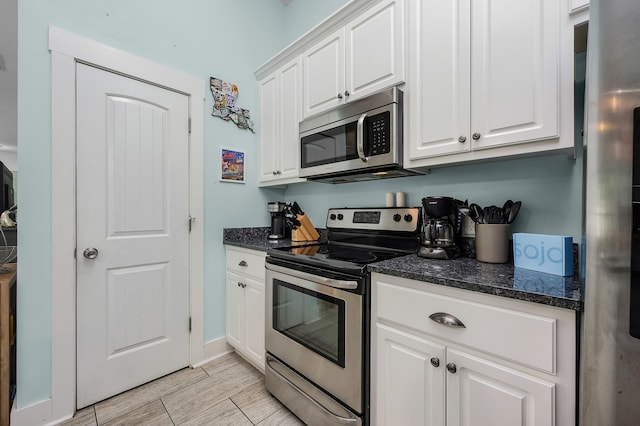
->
393, 214, 401, 222
404, 214, 413, 222
330, 214, 337, 220
337, 214, 344, 220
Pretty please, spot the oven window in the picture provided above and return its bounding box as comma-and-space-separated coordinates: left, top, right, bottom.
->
301, 121, 358, 168
272, 278, 346, 367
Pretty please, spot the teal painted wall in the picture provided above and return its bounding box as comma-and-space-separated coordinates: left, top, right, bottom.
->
282, 0, 352, 42
16, 0, 314, 408
284, 153, 583, 240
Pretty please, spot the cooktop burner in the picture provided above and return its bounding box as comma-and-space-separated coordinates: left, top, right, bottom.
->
281, 243, 403, 264
267, 207, 422, 276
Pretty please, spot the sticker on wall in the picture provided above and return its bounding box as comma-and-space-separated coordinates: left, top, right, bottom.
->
210, 77, 255, 132
220, 147, 246, 183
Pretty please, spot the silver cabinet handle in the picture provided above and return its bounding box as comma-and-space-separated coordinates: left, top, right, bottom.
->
344, 90, 350, 97
447, 363, 457, 374
238, 260, 248, 267
430, 357, 440, 368
429, 312, 466, 328
472, 132, 481, 140
337, 93, 343, 99
83, 247, 99, 259
458, 136, 467, 143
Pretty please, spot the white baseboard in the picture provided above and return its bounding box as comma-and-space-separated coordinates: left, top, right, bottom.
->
10, 397, 61, 426
192, 336, 233, 368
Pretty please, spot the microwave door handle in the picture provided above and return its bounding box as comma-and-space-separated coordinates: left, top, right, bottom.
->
356, 113, 368, 162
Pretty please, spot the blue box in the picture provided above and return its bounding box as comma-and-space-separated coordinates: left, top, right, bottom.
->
513, 233, 573, 276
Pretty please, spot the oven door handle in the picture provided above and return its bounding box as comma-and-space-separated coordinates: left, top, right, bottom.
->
266, 263, 359, 290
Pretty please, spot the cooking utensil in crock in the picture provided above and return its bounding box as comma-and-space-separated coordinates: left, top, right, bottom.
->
507, 201, 522, 224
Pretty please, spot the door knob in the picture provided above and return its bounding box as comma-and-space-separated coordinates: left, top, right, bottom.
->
458, 136, 467, 143
83, 247, 99, 259
430, 357, 440, 368
446, 363, 457, 374
472, 132, 481, 140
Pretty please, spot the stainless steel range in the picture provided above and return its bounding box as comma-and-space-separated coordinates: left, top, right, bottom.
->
265, 207, 421, 426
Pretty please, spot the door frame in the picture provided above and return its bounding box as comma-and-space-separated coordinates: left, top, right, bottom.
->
48, 26, 204, 422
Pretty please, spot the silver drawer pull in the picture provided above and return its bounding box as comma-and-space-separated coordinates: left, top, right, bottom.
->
429, 312, 466, 328
238, 260, 248, 267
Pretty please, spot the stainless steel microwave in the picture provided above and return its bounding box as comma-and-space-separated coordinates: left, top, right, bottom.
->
299, 87, 423, 183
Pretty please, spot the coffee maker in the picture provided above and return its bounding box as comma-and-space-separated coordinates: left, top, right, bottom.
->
418, 196, 463, 259
268, 202, 288, 240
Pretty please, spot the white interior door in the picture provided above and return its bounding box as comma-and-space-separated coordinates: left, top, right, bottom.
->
76, 63, 191, 408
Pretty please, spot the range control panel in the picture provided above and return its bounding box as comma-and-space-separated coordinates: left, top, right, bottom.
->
326, 207, 420, 232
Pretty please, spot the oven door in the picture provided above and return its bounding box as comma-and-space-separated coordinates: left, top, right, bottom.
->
265, 262, 364, 414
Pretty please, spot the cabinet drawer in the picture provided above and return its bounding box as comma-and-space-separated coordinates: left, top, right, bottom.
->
225, 247, 266, 278
376, 280, 556, 374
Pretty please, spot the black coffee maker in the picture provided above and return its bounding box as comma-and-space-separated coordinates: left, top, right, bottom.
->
418, 196, 464, 259
268, 202, 288, 240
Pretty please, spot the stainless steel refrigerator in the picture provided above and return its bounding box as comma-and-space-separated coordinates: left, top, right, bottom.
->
581, 0, 640, 424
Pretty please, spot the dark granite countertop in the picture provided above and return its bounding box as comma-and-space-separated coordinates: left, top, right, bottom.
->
223, 227, 327, 251
368, 255, 582, 311
223, 227, 582, 311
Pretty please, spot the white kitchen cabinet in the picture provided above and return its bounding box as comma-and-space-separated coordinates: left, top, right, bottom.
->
570, 0, 589, 14
371, 272, 576, 426
259, 57, 304, 186
225, 246, 266, 371
445, 348, 554, 426
406, 0, 568, 167
303, 0, 405, 118
376, 324, 446, 425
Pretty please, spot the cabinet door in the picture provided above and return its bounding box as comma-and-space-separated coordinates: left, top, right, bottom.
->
470, 0, 559, 150
303, 28, 345, 118
446, 348, 555, 426
374, 323, 445, 426
345, 0, 405, 102
277, 58, 302, 180
243, 276, 265, 369
225, 271, 245, 350
259, 72, 278, 181
408, 0, 471, 160
570, 0, 589, 14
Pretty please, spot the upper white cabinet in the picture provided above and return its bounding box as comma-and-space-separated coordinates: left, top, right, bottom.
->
303, 0, 405, 119
570, 0, 589, 14
302, 29, 345, 118
259, 57, 304, 186
406, 0, 570, 167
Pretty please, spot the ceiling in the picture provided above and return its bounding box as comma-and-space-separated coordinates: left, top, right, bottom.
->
0, 0, 17, 171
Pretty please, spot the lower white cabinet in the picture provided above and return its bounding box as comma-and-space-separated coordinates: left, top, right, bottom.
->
371, 272, 576, 426
225, 246, 266, 371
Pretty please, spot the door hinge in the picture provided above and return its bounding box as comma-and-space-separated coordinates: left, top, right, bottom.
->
189, 317, 192, 332
188, 215, 195, 232
188, 118, 192, 134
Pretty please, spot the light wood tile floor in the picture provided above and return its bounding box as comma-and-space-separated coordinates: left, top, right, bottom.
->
60, 352, 304, 426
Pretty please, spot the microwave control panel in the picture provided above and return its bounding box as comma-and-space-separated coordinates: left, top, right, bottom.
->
367, 112, 391, 156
